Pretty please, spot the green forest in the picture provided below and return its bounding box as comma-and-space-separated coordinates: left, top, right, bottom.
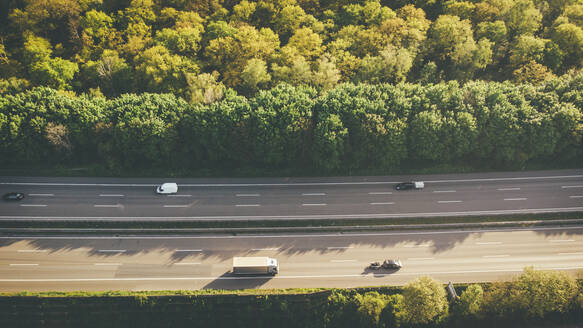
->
0, 0, 582, 173
4, 0, 583, 97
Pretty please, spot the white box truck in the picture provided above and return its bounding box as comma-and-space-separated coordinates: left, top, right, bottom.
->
233, 257, 279, 275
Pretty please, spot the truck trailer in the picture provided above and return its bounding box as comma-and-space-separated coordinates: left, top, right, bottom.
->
232, 257, 279, 275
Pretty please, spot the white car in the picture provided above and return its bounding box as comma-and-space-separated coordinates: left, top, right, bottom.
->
156, 182, 178, 194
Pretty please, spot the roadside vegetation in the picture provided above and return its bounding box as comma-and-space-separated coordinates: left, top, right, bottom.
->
0, 79, 581, 176
1, 268, 582, 327
1, 0, 583, 176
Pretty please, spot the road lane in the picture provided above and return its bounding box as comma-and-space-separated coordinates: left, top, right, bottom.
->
1, 170, 583, 219
0, 226, 581, 291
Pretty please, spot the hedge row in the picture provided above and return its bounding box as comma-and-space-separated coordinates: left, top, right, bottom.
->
1, 76, 582, 174
1, 269, 582, 328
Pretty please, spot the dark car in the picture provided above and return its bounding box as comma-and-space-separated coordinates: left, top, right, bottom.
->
2, 192, 25, 201
394, 181, 424, 190
382, 259, 403, 269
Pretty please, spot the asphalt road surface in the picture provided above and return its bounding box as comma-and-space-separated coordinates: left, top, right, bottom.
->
1, 169, 583, 220
0, 226, 582, 292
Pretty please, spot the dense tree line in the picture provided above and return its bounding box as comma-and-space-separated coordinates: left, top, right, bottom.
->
0, 77, 581, 173
4, 0, 583, 99
325, 268, 583, 328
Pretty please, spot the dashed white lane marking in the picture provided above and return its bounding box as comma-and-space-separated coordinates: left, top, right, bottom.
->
327, 246, 353, 250
331, 260, 357, 263
433, 190, 456, 193
94, 205, 120, 208
407, 257, 434, 260
504, 198, 527, 201
9, 263, 38, 266
17, 250, 48, 253
549, 239, 575, 243
168, 195, 192, 197
175, 249, 203, 252
562, 185, 583, 189
163, 205, 189, 208
437, 200, 462, 203
174, 262, 201, 265
236, 194, 260, 197
252, 248, 280, 251
404, 244, 431, 248
558, 252, 583, 255
236, 204, 260, 207
19, 204, 47, 207
368, 192, 392, 195
497, 188, 521, 191
483, 254, 510, 258
98, 249, 126, 253
302, 203, 327, 206
476, 242, 503, 245
28, 194, 54, 197
99, 194, 124, 197
94, 263, 122, 266
370, 202, 395, 205
569, 195, 583, 198
302, 193, 326, 196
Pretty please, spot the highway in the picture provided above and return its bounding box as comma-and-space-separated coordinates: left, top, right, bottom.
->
1, 169, 583, 220
0, 226, 582, 292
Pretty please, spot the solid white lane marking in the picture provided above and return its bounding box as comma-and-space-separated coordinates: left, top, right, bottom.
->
9, 263, 38, 266
368, 192, 392, 195
483, 254, 510, 258
4, 206, 583, 220
235, 204, 260, 207
168, 195, 192, 197
327, 246, 353, 249
558, 252, 583, 255
302, 193, 326, 196
504, 198, 527, 201
236, 194, 260, 197
476, 242, 502, 245
433, 190, 456, 193
569, 195, 583, 198
174, 262, 201, 265
3, 173, 583, 188
175, 249, 203, 252
438, 200, 462, 203
5, 266, 583, 282
252, 248, 280, 251
19, 204, 47, 207
549, 239, 575, 243
94, 263, 122, 266
99, 194, 124, 197
28, 194, 54, 197
302, 203, 327, 206
98, 249, 126, 253
94, 205, 120, 208
163, 205, 189, 208
370, 202, 395, 205
497, 188, 520, 191
331, 260, 357, 263
17, 250, 48, 253
408, 257, 434, 260
562, 185, 583, 189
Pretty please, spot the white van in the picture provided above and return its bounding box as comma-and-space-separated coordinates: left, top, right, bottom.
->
156, 182, 178, 194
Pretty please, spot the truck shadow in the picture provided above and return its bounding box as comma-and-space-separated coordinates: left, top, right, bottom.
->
202, 272, 274, 290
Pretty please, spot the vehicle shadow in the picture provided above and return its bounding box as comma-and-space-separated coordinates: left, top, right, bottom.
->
360, 267, 401, 277
202, 271, 274, 290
